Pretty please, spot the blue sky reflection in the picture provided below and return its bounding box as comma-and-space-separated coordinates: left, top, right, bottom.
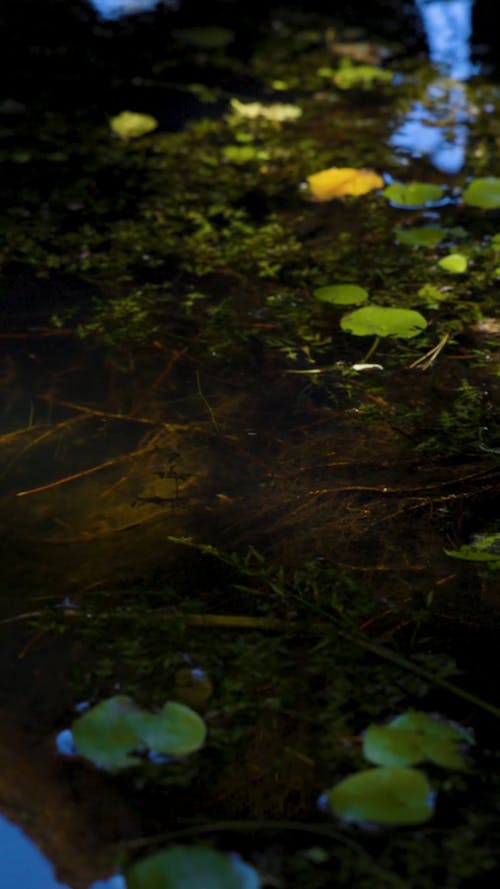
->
88, 0, 177, 20
0, 815, 71, 889
390, 0, 475, 173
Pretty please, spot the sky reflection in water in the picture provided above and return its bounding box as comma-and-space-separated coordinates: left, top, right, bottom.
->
88, 0, 177, 20
390, 0, 475, 173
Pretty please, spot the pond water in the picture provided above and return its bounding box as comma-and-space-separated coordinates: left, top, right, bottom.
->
1, 0, 500, 886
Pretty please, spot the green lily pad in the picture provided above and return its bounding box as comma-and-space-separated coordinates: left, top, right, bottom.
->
138, 701, 207, 756
438, 253, 468, 274
341, 305, 427, 339
72, 696, 144, 768
313, 284, 368, 306
463, 177, 500, 210
363, 711, 471, 769
332, 60, 393, 90
110, 111, 158, 141
394, 226, 446, 248
382, 182, 445, 209
72, 696, 206, 768
126, 846, 260, 889
445, 532, 500, 563
327, 767, 434, 825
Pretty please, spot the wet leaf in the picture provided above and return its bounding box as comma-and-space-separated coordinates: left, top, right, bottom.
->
363, 711, 472, 769
313, 284, 368, 306
463, 177, 500, 210
445, 533, 500, 563
72, 696, 206, 768
382, 182, 444, 209
72, 696, 144, 768
438, 253, 468, 273
332, 60, 393, 90
138, 701, 207, 756
230, 99, 302, 122
394, 226, 446, 248
326, 767, 434, 825
307, 167, 383, 202
126, 846, 260, 889
340, 306, 427, 339
110, 111, 158, 141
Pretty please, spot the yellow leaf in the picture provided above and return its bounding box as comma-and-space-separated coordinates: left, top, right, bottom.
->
307, 167, 384, 202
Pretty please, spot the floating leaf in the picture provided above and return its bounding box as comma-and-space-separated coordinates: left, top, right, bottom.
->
307, 167, 383, 202
445, 532, 500, 563
463, 177, 500, 210
230, 99, 302, 122
313, 284, 368, 306
341, 306, 427, 339
126, 846, 260, 889
382, 182, 444, 209
72, 696, 206, 768
332, 60, 393, 90
138, 702, 207, 756
363, 711, 471, 769
110, 111, 158, 141
438, 253, 468, 274
172, 27, 234, 49
395, 226, 446, 248
327, 767, 434, 825
72, 696, 144, 768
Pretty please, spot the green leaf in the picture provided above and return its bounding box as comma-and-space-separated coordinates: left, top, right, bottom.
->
72, 696, 144, 768
326, 767, 434, 825
340, 306, 427, 339
313, 284, 368, 306
463, 177, 500, 210
138, 701, 207, 756
438, 253, 468, 274
382, 182, 444, 209
332, 60, 393, 90
445, 532, 500, 563
363, 711, 471, 769
72, 697, 207, 768
126, 846, 260, 889
110, 111, 158, 141
394, 226, 446, 248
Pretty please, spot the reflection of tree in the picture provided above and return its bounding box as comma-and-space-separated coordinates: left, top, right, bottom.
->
390, 0, 475, 173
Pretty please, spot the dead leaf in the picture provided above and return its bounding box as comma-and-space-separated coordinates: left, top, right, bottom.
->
306, 167, 384, 202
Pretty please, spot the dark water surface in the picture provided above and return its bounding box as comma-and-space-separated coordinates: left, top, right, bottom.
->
1, 1, 499, 886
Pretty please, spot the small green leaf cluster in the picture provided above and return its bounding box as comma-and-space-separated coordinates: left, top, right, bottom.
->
327, 710, 472, 826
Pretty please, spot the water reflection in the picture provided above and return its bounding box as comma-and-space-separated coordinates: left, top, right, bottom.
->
390, 0, 475, 173
0, 815, 70, 889
88, 0, 178, 20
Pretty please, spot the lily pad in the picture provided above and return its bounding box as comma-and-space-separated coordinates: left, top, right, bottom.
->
438, 253, 468, 273
326, 767, 434, 825
307, 167, 384, 202
72, 696, 144, 768
110, 111, 158, 141
138, 702, 207, 756
363, 711, 472, 769
313, 284, 368, 306
126, 846, 260, 889
382, 182, 445, 209
72, 696, 206, 768
394, 226, 446, 248
463, 177, 500, 210
445, 532, 500, 563
340, 305, 427, 339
